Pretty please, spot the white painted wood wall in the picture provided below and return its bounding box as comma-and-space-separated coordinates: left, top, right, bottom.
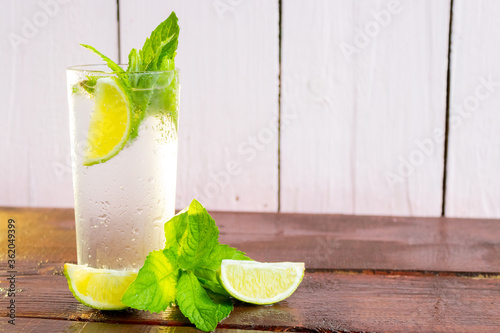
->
445, 0, 500, 218
1, 0, 499, 218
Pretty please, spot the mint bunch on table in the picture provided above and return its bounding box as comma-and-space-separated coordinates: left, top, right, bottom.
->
121, 199, 252, 331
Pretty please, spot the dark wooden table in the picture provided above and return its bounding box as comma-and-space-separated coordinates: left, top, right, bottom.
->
1, 208, 500, 332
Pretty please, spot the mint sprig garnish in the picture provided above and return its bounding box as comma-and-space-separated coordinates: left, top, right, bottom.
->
79, 12, 180, 139
81, 11, 178, 79
121, 199, 252, 331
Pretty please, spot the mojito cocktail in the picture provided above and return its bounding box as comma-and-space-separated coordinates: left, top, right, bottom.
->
67, 66, 179, 271
64, 11, 182, 311
68, 66, 179, 270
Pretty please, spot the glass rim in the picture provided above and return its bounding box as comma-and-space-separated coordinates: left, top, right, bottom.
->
67, 64, 180, 74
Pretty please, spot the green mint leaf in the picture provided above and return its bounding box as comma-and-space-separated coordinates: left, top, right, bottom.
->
200, 243, 251, 271
176, 271, 233, 332
141, 69, 179, 133
80, 44, 123, 73
80, 44, 130, 88
121, 249, 179, 313
135, 12, 179, 72
194, 244, 252, 296
80, 44, 130, 87
127, 48, 141, 72
196, 277, 230, 296
178, 199, 219, 269
159, 56, 175, 71
124, 12, 179, 140
165, 199, 219, 270
154, 38, 177, 71
127, 48, 142, 87
73, 75, 98, 95
164, 208, 189, 253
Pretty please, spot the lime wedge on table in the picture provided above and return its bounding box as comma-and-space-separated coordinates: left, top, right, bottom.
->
219, 260, 305, 305
63, 264, 137, 310
83, 77, 131, 166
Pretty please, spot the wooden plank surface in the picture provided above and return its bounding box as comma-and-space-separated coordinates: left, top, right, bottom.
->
119, 0, 280, 212
2, 272, 500, 332
2, 208, 500, 332
445, 0, 500, 218
2, 317, 263, 333
280, 0, 450, 216
2, 208, 500, 273
0, 0, 118, 208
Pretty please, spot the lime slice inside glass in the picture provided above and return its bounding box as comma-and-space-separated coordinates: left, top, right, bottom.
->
83, 77, 131, 166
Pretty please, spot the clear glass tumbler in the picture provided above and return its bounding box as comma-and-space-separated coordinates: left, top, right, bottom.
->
67, 65, 180, 271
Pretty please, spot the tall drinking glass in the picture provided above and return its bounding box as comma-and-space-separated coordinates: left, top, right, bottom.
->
67, 65, 180, 271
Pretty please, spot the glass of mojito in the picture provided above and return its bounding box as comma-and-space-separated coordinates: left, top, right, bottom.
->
67, 65, 180, 271
64, 12, 180, 310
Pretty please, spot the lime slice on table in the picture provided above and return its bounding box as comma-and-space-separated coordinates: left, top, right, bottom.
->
63, 263, 137, 310
219, 260, 305, 305
83, 77, 132, 166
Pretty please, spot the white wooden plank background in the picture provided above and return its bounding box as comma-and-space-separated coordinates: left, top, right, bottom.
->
2, 0, 500, 218
281, 0, 450, 216
445, 0, 500, 218
0, 0, 118, 207
119, 0, 279, 212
